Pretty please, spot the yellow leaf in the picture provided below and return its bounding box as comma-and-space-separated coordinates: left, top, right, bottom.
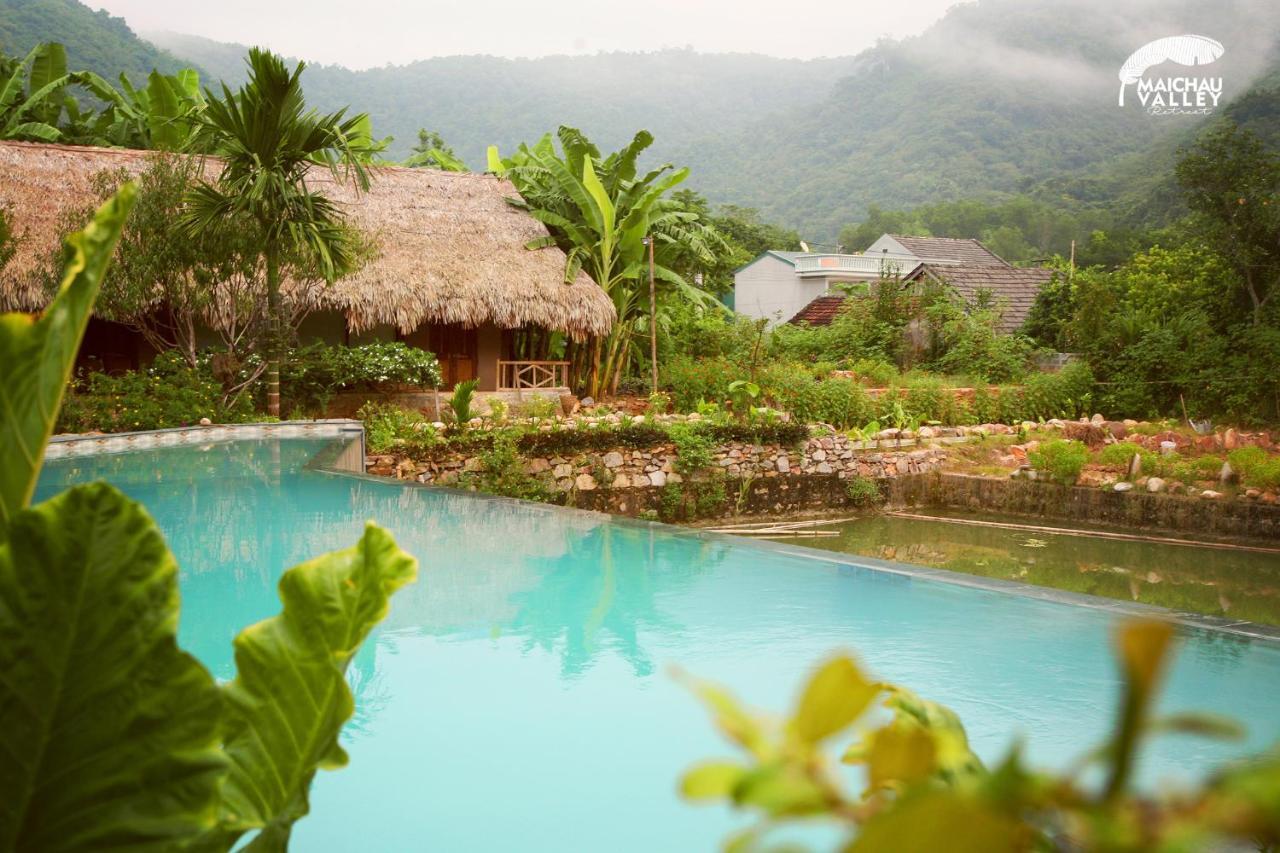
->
794, 656, 878, 744
733, 762, 828, 817
867, 725, 938, 790
681, 761, 745, 801
849, 790, 1026, 853
1116, 620, 1175, 693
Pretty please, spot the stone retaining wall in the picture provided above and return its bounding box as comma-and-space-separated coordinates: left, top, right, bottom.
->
889, 472, 1280, 541
367, 434, 948, 519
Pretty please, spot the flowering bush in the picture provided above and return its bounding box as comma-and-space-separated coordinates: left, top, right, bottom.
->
265, 342, 442, 414
57, 352, 256, 434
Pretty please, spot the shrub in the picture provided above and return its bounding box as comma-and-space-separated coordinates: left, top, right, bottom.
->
844, 476, 883, 507
357, 401, 435, 454
669, 423, 717, 474
278, 341, 442, 414
449, 378, 479, 425
1097, 441, 1157, 476
1244, 458, 1280, 490
521, 395, 560, 419
57, 351, 256, 434
847, 357, 898, 387
663, 355, 737, 411
1029, 439, 1089, 485
466, 432, 553, 501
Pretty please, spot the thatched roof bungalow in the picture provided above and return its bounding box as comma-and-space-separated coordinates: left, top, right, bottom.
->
0, 140, 614, 390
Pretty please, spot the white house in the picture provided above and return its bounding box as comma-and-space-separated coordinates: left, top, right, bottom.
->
734, 235, 1053, 332
732, 249, 921, 326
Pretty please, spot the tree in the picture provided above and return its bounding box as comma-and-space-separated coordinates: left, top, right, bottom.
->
183, 48, 372, 417
489, 127, 722, 397
1176, 123, 1280, 324
406, 126, 466, 171
73, 67, 208, 150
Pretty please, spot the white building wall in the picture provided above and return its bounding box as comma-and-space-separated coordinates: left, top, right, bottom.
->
734, 255, 827, 326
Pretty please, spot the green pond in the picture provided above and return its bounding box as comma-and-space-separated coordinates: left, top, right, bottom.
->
792, 512, 1280, 627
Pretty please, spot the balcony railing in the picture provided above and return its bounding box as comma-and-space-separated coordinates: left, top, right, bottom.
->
794, 253, 919, 278
497, 360, 571, 391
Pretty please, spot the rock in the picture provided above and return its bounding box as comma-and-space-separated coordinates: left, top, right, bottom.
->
198, 417, 212, 426
574, 473, 597, 491
1167, 480, 1185, 494
527, 458, 551, 474
580, 397, 595, 408
1245, 487, 1262, 499
649, 471, 667, 487
1219, 461, 1237, 485
815, 462, 833, 474
1106, 421, 1128, 439
553, 463, 574, 479
611, 473, 630, 489
463, 456, 484, 472
1127, 453, 1143, 481
811, 448, 827, 462
1200, 489, 1223, 500
559, 393, 580, 416
556, 478, 573, 492
776, 456, 791, 473
632, 415, 646, 425
1123, 419, 1138, 427
603, 451, 625, 468
1223, 428, 1240, 450
1091, 413, 1105, 425
1159, 441, 1177, 456
1113, 481, 1134, 492
1146, 477, 1165, 493
1009, 445, 1029, 462
686, 412, 702, 422
917, 426, 936, 439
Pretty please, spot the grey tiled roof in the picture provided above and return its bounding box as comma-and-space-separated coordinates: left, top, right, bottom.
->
923, 263, 1055, 332
889, 235, 1008, 267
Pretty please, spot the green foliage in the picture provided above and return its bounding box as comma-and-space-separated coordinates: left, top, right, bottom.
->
1227, 446, 1280, 489
926, 300, 1038, 383
669, 422, 716, 475
771, 280, 913, 366
357, 401, 434, 454
280, 341, 442, 414
1028, 439, 1089, 485
663, 354, 736, 412
520, 395, 560, 419
463, 432, 553, 502
449, 378, 479, 425
844, 476, 883, 507
57, 351, 257, 434
405, 127, 466, 170
0, 185, 417, 851
0, 42, 71, 142
182, 47, 374, 416
681, 620, 1278, 851
1097, 441, 1158, 477
0, 183, 133, 528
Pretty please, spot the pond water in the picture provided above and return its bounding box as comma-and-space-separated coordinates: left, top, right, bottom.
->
34, 438, 1280, 852
793, 512, 1280, 627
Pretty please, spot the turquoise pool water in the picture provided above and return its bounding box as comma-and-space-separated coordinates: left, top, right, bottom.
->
35, 437, 1280, 851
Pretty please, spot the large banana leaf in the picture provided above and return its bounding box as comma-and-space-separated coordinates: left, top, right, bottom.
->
0, 185, 135, 530
214, 523, 417, 851
0, 483, 227, 851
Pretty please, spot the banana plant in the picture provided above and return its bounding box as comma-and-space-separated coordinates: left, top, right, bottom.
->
489, 127, 725, 398
0, 187, 417, 851
0, 43, 74, 142
71, 67, 208, 150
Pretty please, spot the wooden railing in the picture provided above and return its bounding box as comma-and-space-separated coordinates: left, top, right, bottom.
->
497, 360, 570, 391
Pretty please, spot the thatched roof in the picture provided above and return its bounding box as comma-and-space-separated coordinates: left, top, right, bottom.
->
0, 141, 615, 338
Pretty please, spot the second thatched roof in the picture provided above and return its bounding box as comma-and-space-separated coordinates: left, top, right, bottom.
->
0, 141, 615, 339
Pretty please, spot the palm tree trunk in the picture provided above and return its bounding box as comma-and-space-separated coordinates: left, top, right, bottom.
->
265, 244, 282, 418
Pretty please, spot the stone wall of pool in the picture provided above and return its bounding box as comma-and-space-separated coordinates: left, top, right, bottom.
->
888, 472, 1280, 541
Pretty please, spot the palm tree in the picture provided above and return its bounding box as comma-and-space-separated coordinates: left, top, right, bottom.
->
490, 127, 724, 397
182, 48, 372, 416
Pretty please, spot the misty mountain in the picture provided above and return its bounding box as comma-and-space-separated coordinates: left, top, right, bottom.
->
4, 0, 1279, 239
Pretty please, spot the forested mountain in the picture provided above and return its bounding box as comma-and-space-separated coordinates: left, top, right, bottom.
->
4, 0, 1279, 240
0, 0, 192, 81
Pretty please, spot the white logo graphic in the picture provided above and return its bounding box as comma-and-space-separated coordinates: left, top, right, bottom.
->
1118, 35, 1225, 114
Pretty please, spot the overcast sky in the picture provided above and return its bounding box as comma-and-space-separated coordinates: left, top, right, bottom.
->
87, 0, 959, 68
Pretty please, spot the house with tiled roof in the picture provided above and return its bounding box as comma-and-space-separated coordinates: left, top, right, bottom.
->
736, 233, 1055, 333
733, 248, 922, 326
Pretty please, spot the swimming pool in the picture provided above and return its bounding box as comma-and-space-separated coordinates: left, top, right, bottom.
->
35, 437, 1280, 851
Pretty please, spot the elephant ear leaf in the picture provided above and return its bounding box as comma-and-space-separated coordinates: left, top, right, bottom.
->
215, 523, 417, 851
0, 185, 134, 530
0, 482, 226, 852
